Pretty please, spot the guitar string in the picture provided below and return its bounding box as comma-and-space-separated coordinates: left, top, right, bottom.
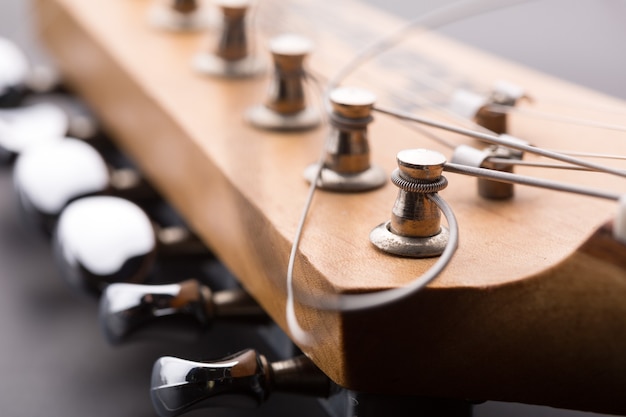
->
487, 103, 626, 133
283, 0, 545, 345
341, 48, 626, 178
382, 94, 626, 169
284, 0, 626, 344
392, 63, 626, 137
374, 105, 626, 178
372, 48, 626, 162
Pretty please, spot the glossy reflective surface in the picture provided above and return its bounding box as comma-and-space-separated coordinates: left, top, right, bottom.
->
151, 349, 268, 417
0, 103, 68, 154
14, 138, 109, 218
54, 196, 156, 294
100, 280, 210, 344
0, 37, 28, 100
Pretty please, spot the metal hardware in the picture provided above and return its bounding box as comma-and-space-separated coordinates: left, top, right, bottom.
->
0, 103, 67, 163
450, 82, 527, 135
148, 0, 211, 31
304, 87, 386, 191
192, 0, 264, 78
370, 149, 449, 258
451, 138, 526, 200
100, 279, 265, 344
0, 37, 28, 108
151, 349, 334, 417
13, 138, 154, 234
53, 196, 208, 295
246, 34, 320, 130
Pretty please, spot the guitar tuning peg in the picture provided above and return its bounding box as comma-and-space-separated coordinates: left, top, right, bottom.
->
54, 196, 209, 295
23, 93, 100, 142
193, 0, 264, 78
246, 34, 320, 131
0, 37, 29, 108
370, 149, 450, 258
13, 138, 153, 234
148, 0, 214, 31
151, 349, 335, 417
100, 279, 265, 344
303, 87, 386, 192
451, 138, 528, 200
449, 82, 527, 135
0, 102, 68, 164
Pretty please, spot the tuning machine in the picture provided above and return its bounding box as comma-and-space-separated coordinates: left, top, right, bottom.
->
148, 0, 215, 31
303, 87, 386, 192
151, 349, 335, 417
449, 81, 528, 135
13, 138, 154, 234
449, 82, 530, 200
0, 103, 67, 164
0, 37, 29, 108
246, 34, 320, 131
192, 0, 264, 78
100, 279, 265, 344
53, 195, 208, 295
370, 149, 450, 258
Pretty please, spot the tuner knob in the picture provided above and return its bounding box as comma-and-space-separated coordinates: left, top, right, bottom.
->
303, 87, 386, 192
148, 0, 214, 31
370, 149, 450, 257
13, 138, 150, 234
54, 196, 208, 295
0, 102, 68, 164
0, 37, 29, 108
246, 34, 320, 131
192, 0, 264, 78
151, 349, 334, 417
449, 82, 527, 135
451, 138, 527, 200
23, 93, 100, 142
100, 279, 265, 344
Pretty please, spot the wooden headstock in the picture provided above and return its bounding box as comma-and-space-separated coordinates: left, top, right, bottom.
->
33, 0, 626, 414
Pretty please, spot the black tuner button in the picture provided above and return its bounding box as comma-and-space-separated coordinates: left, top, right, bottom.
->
151, 349, 334, 417
100, 279, 265, 344
0, 37, 29, 108
53, 196, 209, 295
13, 138, 150, 234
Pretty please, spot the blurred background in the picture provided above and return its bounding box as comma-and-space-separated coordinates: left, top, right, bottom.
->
0, 1, 623, 417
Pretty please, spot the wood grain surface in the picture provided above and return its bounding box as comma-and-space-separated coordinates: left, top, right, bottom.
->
33, 0, 626, 413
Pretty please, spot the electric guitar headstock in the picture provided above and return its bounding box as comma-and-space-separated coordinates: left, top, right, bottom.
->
30, 0, 626, 415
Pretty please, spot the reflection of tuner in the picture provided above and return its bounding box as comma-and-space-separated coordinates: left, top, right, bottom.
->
100, 279, 265, 344
53, 195, 208, 295
13, 138, 154, 234
151, 349, 335, 417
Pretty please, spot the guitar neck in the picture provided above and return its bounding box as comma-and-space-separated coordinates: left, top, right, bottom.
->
33, 0, 626, 414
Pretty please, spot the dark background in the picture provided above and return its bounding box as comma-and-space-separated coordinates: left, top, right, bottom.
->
0, 1, 622, 416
